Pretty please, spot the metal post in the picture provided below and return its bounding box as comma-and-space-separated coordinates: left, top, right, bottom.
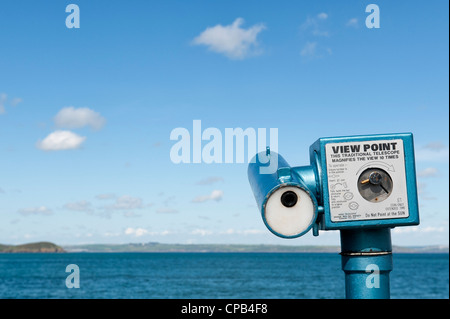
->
340, 228, 393, 299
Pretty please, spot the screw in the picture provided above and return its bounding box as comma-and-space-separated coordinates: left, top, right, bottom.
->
369, 172, 382, 185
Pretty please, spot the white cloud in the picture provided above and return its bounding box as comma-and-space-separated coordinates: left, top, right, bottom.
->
36, 130, 86, 151
108, 195, 143, 210
124, 228, 172, 237
123, 211, 141, 218
0, 93, 22, 114
299, 14, 331, 59
156, 208, 179, 214
10, 97, 23, 107
191, 228, 213, 236
317, 13, 328, 20
210, 190, 224, 201
300, 42, 317, 57
241, 229, 266, 235
192, 195, 209, 203
393, 226, 446, 234
417, 167, 439, 178
95, 193, 116, 200
18, 206, 53, 216
192, 190, 224, 203
125, 227, 149, 237
346, 18, 359, 28
423, 141, 446, 151
300, 15, 329, 37
219, 228, 265, 235
187, 228, 266, 236
299, 24, 334, 59
64, 200, 93, 213
196, 176, 224, 185
415, 142, 449, 163
103, 231, 121, 237
54, 106, 106, 130
192, 18, 266, 59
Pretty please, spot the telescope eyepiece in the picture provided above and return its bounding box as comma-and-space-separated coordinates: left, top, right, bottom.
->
281, 190, 298, 208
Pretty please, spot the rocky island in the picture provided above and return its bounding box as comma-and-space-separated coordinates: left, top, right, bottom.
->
0, 242, 65, 253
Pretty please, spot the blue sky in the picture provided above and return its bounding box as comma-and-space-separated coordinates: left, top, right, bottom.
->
0, 1, 448, 246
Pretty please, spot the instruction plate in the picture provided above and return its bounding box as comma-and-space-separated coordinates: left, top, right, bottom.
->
325, 139, 409, 222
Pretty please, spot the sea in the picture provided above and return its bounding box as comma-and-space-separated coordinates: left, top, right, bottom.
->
0, 253, 448, 299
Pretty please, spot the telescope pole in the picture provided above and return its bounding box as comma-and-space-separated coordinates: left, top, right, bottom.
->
340, 228, 393, 299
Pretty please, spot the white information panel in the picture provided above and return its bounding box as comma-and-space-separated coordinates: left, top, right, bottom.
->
325, 139, 409, 222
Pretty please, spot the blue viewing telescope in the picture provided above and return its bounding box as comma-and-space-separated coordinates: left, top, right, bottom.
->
248, 133, 420, 299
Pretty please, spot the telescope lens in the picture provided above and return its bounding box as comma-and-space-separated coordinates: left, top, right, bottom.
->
281, 191, 298, 208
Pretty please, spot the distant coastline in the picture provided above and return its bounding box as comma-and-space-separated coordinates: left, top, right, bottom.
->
1, 241, 448, 254
0, 242, 65, 253
63, 242, 449, 254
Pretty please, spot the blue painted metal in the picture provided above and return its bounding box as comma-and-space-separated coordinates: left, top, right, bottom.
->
340, 228, 393, 299
292, 166, 318, 198
248, 151, 318, 239
247, 133, 419, 299
310, 132, 420, 230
